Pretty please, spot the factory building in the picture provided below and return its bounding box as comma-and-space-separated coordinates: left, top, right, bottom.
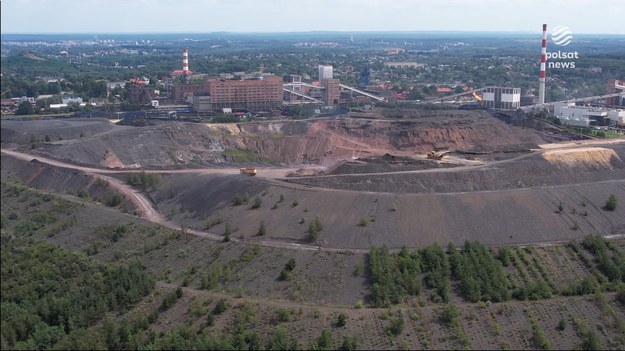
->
482, 87, 521, 110
321, 78, 340, 107
187, 76, 283, 112
554, 102, 625, 127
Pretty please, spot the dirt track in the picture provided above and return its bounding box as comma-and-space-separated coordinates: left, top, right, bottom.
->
3, 138, 625, 251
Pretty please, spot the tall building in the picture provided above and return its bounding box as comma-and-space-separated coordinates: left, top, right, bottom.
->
185, 76, 283, 111
607, 79, 625, 106
321, 78, 340, 106
482, 87, 521, 110
318, 65, 333, 80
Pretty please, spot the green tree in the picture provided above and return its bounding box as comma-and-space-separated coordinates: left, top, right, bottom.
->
605, 194, 617, 211
336, 313, 347, 327
256, 221, 266, 236
16, 101, 34, 115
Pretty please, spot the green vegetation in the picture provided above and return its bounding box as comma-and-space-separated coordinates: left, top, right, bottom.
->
385, 313, 405, 336
233, 192, 250, 206
0, 241, 153, 350
256, 221, 267, 236
279, 258, 296, 281
336, 313, 347, 327
126, 171, 161, 190
251, 196, 262, 209
223, 149, 267, 163
358, 218, 368, 227
308, 217, 323, 242
310, 328, 333, 350
223, 222, 232, 242
449, 241, 510, 302
160, 287, 183, 311
440, 303, 460, 326
368, 234, 625, 309
531, 323, 550, 350
605, 194, 618, 211
369, 245, 422, 307
204, 214, 224, 230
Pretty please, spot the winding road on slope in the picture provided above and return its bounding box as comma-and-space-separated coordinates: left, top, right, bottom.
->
2, 138, 624, 252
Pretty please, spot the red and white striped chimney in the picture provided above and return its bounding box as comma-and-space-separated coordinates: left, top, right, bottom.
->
539, 24, 547, 104
182, 48, 189, 75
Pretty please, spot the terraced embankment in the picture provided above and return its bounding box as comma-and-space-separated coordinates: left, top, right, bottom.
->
2, 110, 544, 169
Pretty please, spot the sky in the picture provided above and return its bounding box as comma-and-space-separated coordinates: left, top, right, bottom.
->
2, 0, 625, 35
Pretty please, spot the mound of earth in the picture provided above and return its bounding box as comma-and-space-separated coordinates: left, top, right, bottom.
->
0, 118, 123, 146
4, 110, 545, 170
286, 143, 625, 194
134, 170, 625, 250
327, 153, 460, 175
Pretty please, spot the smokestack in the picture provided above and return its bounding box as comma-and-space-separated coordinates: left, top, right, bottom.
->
183, 48, 189, 75
539, 24, 547, 104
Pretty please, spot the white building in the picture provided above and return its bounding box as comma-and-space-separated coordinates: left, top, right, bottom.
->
318, 65, 333, 80
482, 87, 521, 110
554, 102, 625, 127
62, 96, 83, 104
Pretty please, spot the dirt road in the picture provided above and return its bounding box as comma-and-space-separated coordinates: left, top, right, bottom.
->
2, 139, 624, 252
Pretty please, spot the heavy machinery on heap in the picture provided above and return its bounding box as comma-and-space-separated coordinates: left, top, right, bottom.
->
426, 151, 449, 160
240, 168, 257, 176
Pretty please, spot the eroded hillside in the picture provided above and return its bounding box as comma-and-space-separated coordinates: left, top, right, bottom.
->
2, 110, 545, 169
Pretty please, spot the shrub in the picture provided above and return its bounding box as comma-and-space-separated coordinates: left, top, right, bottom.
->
441, 304, 459, 326
256, 221, 266, 236
279, 259, 296, 281
251, 197, 262, 209
106, 193, 122, 207
358, 218, 368, 227
285, 258, 296, 271
336, 313, 347, 327
223, 222, 232, 242
308, 217, 323, 242
385, 314, 405, 336
339, 335, 358, 351
532, 324, 550, 349
605, 194, 617, 211
214, 299, 230, 315
616, 284, 625, 307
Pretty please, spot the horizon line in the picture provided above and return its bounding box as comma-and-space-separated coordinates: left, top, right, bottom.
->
3, 30, 625, 36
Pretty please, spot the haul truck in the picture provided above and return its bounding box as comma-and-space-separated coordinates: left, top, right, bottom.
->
240, 168, 257, 176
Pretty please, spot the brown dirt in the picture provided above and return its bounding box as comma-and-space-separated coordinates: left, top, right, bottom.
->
2, 110, 545, 170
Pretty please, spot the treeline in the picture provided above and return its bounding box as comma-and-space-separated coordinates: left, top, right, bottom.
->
126, 172, 161, 190
369, 237, 625, 307
369, 244, 451, 307
0, 241, 154, 349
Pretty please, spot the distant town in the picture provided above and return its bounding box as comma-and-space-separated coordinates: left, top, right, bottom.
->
1, 31, 623, 131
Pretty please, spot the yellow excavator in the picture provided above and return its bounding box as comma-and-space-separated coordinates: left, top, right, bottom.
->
427, 151, 449, 160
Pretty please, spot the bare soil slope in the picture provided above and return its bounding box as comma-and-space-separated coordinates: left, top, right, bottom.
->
3, 110, 545, 169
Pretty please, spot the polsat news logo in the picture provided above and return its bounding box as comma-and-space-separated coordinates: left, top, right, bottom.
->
547, 25, 577, 69
551, 25, 573, 46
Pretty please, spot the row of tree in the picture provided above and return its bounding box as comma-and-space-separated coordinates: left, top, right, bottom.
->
368, 236, 625, 306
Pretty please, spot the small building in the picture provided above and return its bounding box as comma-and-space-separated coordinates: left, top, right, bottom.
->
554, 102, 625, 127
383, 62, 425, 69
62, 96, 83, 104
482, 87, 521, 110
